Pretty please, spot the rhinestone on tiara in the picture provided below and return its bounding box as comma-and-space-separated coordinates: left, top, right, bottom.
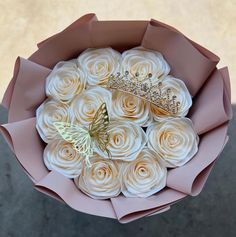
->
107, 71, 180, 115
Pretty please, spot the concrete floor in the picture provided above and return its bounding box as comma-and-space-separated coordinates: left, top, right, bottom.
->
0, 105, 235, 237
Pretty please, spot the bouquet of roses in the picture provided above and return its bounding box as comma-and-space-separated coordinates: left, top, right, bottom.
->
0, 14, 232, 223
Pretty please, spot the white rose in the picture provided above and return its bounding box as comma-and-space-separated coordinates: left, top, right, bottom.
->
147, 118, 199, 168
112, 91, 151, 126
36, 99, 70, 143
150, 76, 192, 121
44, 139, 83, 178
75, 155, 121, 199
70, 86, 112, 127
95, 120, 147, 161
78, 47, 121, 86
121, 46, 170, 81
46, 60, 86, 103
121, 147, 167, 198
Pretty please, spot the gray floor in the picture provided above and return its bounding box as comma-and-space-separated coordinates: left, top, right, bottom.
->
0, 105, 235, 237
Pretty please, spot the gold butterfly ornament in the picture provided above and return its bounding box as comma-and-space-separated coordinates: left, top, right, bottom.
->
54, 103, 111, 167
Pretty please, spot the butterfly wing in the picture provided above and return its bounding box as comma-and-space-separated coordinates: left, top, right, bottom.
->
54, 122, 93, 157
89, 103, 111, 158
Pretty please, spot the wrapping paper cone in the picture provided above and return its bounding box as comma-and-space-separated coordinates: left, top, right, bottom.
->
0, 13, 232, 223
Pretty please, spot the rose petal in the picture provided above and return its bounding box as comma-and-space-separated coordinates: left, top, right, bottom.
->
121, 147, 167, 198
96, 120, 147, 161
147, 118, 199, 168
78, 48, 121, 86
121, 46, 170, 80
75, 157, 121, 199
44, 140, 83, 178
167, 123, 229, 195
70, 86, 112, 127
36, 99, 71, 143
111, 91, 151, 126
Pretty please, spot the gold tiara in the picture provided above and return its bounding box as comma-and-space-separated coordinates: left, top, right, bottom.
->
107, 71, 180, 115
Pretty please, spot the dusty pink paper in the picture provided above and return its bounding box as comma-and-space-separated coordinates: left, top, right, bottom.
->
111, 188, 186, 223
0, 13, 232, 223
189, 68, 232, 135
0, 118, 48, 182
9, 58, 51, 123
149, 19, 220, 64
36, 170, 116, 219
141, 21, 219, 96
37, 14, 98, 48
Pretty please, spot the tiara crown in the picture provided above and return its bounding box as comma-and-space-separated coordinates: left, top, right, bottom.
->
107, 71, 180, 115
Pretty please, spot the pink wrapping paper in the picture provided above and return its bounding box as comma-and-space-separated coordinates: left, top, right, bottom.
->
36, 170, 116, 219
0, 13, 232, 223
111, 188, 186, 223
7, 58, 51, 123
141, 21, 219, 96
189, 68, 232, 135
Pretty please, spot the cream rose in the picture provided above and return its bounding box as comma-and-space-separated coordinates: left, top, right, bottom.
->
150, 76, 192, 121
36, 99, 70, 143
147, 118, 199, 168
112, 91, 151, 126
121, 46, 170, 81
44, 140, 83, 178
95, 120, 147, 161
75, 155, 121, 199
46, 60, 86, 103
78, 47, 121, 86
70, 86, 112, 127
121, 147, 167, 198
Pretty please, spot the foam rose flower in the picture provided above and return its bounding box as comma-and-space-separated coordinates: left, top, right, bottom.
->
70, 86, 112, 127
121, 46, 170, 81
150, 76, 192, 121
78, 47, 121, 86
121, 147, 167, 198
96, 120, 147, 161
36, 99, 70, 143
111, 91, 151, 126
147, 118, 199, 168
44, 140, 83, 178
75, 156, 121, 199
46, 60, 86, 103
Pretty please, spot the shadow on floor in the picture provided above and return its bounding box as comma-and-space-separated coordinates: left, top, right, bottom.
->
0, 105, 235, 237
